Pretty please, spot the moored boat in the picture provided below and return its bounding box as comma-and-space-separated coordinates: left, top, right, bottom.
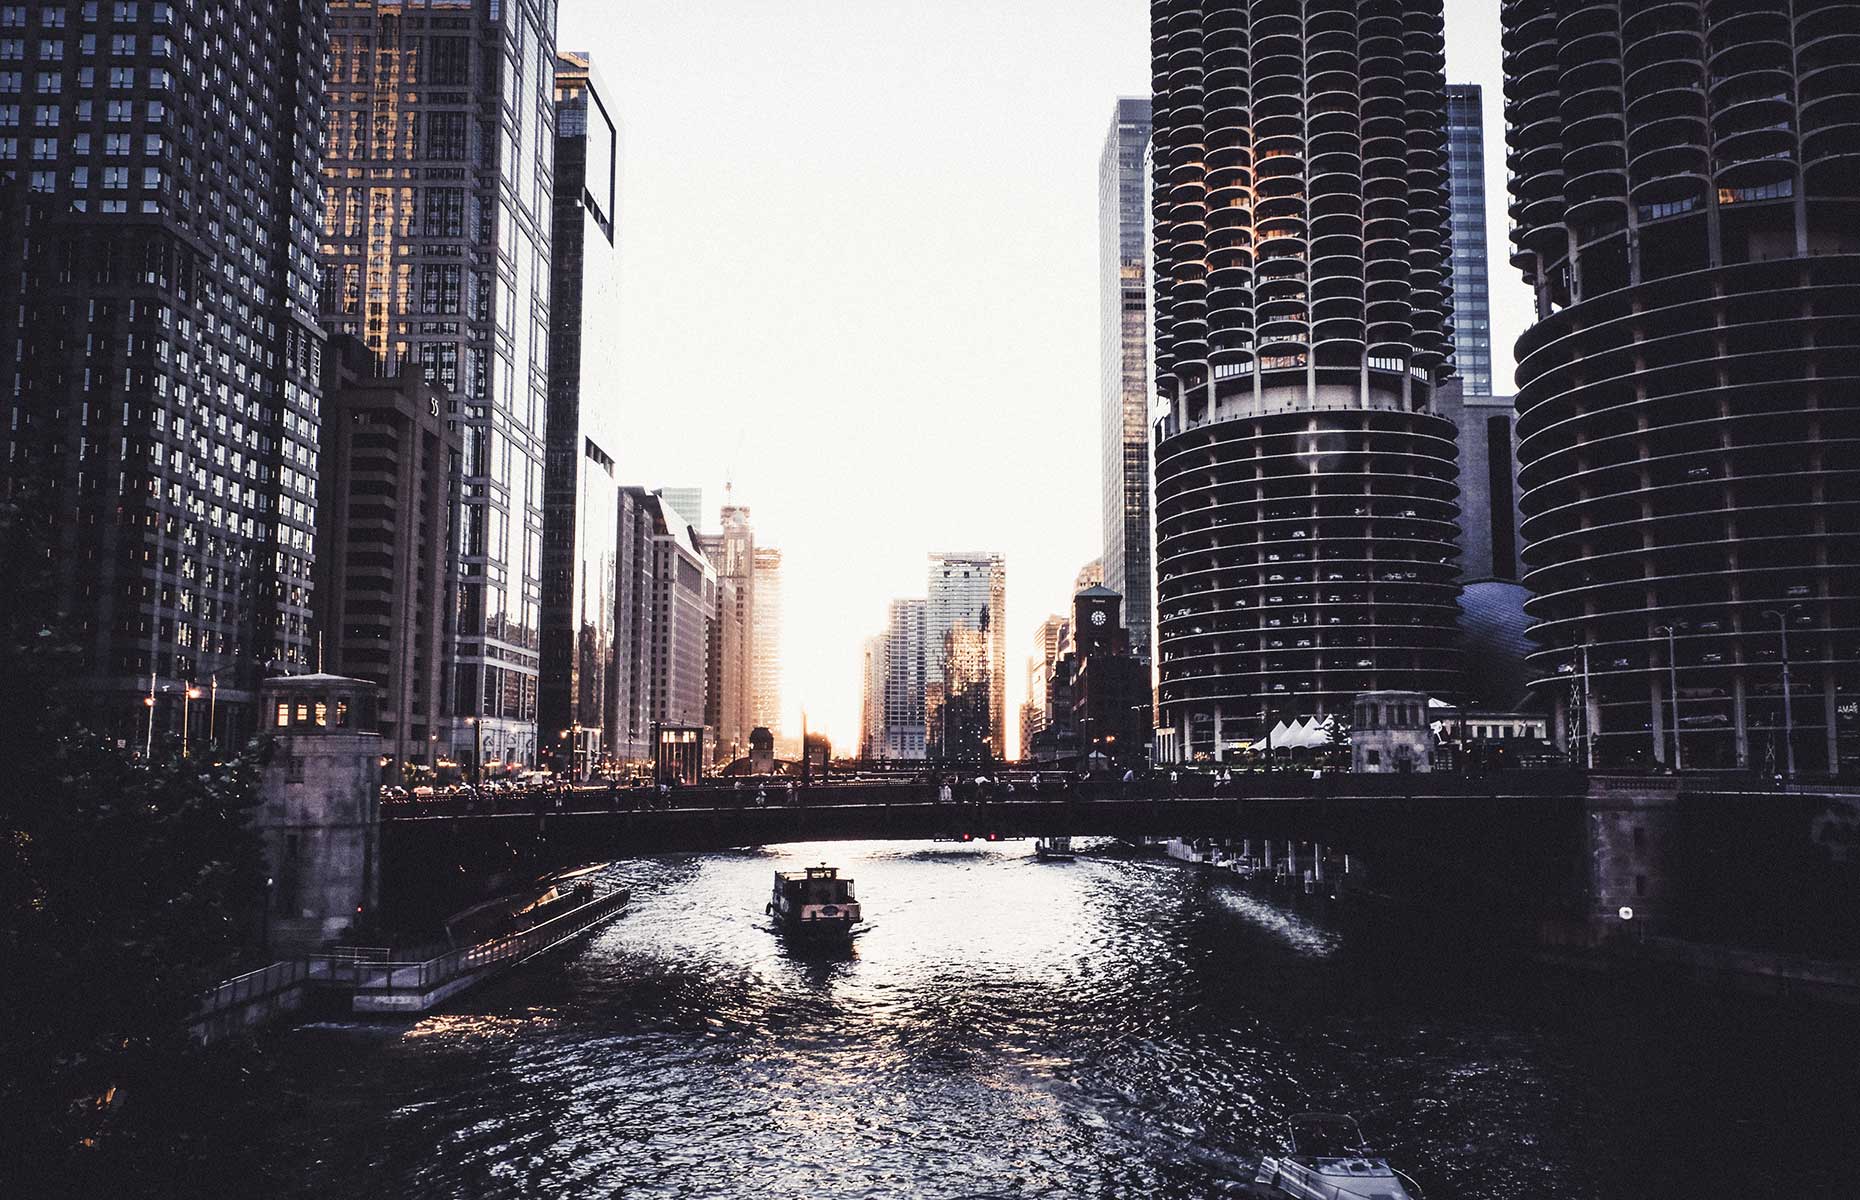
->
1034, 836, 1075, 861
768, 864, 860, 937
1253, 1113, 1421, 1199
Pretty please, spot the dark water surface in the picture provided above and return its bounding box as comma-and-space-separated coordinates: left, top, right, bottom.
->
247, 841, 1857, 1198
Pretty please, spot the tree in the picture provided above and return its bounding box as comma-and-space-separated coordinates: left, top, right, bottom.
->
0, 486, 268, 1192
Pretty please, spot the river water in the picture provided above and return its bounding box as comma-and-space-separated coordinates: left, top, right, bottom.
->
245, 841, 1856, 1198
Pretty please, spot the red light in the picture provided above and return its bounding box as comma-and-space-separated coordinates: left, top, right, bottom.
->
960, 832, 972, 842
987, 832, 999, 842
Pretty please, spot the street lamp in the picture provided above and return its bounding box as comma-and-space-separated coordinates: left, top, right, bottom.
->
182, 685, 202, 758
207, 674, 218, 757
1652, 625, 1682, 772
1761, 609, 1796, 781
143, 692, 156, 758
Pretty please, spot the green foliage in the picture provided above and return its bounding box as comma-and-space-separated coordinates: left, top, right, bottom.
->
0, 491, 268, 1192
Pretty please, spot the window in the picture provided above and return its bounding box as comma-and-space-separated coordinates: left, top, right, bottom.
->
275, 701, 289, 728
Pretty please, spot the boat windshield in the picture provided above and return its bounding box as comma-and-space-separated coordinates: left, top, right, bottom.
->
1288, 1114, 1370, 1159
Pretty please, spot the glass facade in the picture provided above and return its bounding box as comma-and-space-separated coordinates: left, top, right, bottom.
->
1446, 84, 1492, 395
925, 552, 1006, 760
1099, 96, 1153, 664
318, 0, 558, 771
751, 544, 782, 737
0, 0, 327, 751
540, 49, 618, 778
882, 598, 926, 760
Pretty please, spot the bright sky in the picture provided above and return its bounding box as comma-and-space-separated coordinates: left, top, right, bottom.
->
559, 1, 1525, 754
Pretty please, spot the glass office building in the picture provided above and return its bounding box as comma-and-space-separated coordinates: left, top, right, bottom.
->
318, 0, 558, 771
1099, 96, 1155, 665
540, 49, 619, 778
1445, 83, 1492, 395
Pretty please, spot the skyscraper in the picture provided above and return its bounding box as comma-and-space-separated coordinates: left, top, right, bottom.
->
318, 0, 558, 772
612, 487, 660, 767
645, 492, 712, 734
858, 632, 883, 760
881, 598, 927, 760
1445, 84, 1493, 395
752, 544, 783, 736
1503, 0, 1860, 773
1148, 0, 1464, 761
698, 500, 754, 761
0, 0, 328, 751
540, 50, 620, 779
1100, 96, 1155, 664
658, 487, 703, 532
925, 552, 1006, 760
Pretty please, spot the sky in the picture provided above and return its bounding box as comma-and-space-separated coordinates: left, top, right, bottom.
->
558, 1, 1526, 754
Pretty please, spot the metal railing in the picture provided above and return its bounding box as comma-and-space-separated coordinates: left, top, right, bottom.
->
192, 958, 310, 1021
309, 888, 631, 996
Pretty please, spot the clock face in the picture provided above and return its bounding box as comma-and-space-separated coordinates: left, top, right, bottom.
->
1090, 610, 1107, 627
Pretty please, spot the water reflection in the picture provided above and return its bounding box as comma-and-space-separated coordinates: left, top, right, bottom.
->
246, 839, 1857, 1200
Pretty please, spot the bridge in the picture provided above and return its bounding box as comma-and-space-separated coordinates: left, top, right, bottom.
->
380, 774, 1594, 931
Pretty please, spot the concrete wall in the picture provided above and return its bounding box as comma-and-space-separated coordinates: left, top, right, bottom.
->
259, 715, 382, 954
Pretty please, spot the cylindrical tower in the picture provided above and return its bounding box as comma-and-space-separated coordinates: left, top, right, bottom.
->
1503, 0, 1860, 774
1150, 0, 1464, 760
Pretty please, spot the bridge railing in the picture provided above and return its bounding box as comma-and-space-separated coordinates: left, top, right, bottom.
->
309, 887, 631, 995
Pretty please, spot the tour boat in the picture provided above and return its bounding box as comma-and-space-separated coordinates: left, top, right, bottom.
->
1253, 1113, 1421, 1199
1034, 836, 1075, 861
768, 864, 861, 937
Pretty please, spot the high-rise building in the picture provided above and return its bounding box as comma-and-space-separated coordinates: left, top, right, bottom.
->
1503, 0, 1860, 774
859, 632, 883, 760
658, 487, 703, 531
0, 0, 328, 751
1149, 0, 1464, 761
1100, 96, 1155, 664
318, 0, 558, 772
1434, 384, 1521, 585
645, 492, 713, 735
881, 598, 927, 760
539, 51, 621, 779
697, 500, 754, 761
310, 338, 456, 782
752, 545, 783, 737
613, 487, 660, 767
1445, 84, 1493, 395
925, 552, 1006, 760
1025, 613, 1069, 741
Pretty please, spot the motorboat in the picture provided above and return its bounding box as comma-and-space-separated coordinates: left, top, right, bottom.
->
768, 864, 860, 937
1034, 836, 1075, 861
1253, 1113, 1421, 1199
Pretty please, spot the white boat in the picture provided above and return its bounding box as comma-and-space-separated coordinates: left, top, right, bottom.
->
1254, 1113, 1420, 1199
767, 864, 860, 937
1034, 836, 1075, 861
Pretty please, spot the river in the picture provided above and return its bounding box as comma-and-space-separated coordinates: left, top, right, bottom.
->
240, 840, 1856, 1198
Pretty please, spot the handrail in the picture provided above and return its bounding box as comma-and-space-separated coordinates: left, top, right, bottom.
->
191, 958, 310, 1019
313, 888, 631, 996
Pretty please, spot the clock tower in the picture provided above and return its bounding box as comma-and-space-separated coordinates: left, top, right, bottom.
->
1072, 585, 1129, 662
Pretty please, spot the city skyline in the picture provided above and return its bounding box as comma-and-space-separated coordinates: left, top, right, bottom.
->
555, 1, 1527, 753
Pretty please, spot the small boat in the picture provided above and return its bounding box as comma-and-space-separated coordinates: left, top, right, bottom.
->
768, 864, 860, 937
1034, 836, 1075, 861
1254, 1113, 1421, 1199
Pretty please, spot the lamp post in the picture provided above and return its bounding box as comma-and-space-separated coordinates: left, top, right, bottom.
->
1761, 609, 1796, 781
143, 692, 156, 758
182, 684, 202, 757
1653, 626, 1682, 772
207, 674, 218, 756
1579, 641, 1594, 770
